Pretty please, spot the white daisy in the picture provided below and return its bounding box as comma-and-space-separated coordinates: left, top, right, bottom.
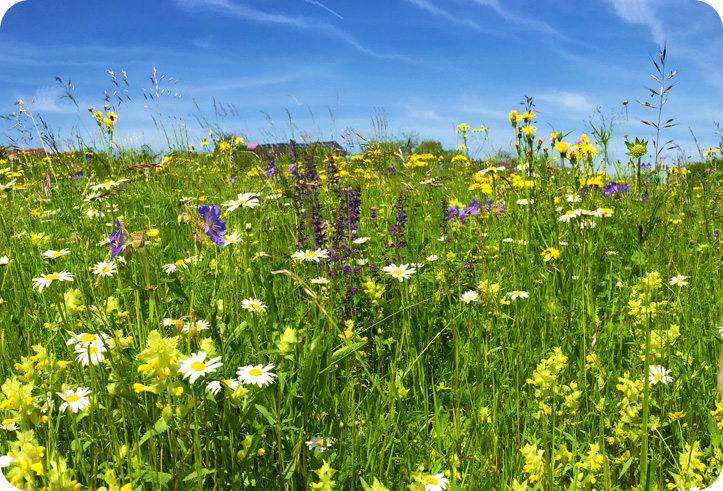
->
221, 192, 261, 212
356, 258, 369, 266
41, 249, 70, 259
506, 290, 529, 301
90, 260, 118, 277
66, 331, 112, 350
460, 291, 479, 304
242, 298, 267, 313
74, 344, 107, 366
353, 237, 370, 244
426, 255, 439, 261
206, 379, 239, 395
516, 199, 534, 205
306, 436, 334, 452
224, 231, 243, 244
310, 277, 330, 284
558, 209, 582, 222
237, 363, 277, 388
437, 236, 448, 242
649, 365, 672, 385
425, 472, 450, 491
85, 208, 104, 219
182, 319, 210, 333
291, 249, 330, 262
57, 387, 92, 413
90, 179, 129, 191
162, 318, 182, 328
382, 263, 417, 282
669, 275, 688, 287
565, 194, 582, 202
0, 255, 11, 265
177, 352, 223, 385
0, 179, 17, 191
502, 238, 514, 243
32, 271, 75, 293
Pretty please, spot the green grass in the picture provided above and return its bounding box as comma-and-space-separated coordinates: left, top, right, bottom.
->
1, 117, 723, 491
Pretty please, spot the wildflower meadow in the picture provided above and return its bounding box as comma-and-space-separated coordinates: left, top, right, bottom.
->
3, 47, 723, 491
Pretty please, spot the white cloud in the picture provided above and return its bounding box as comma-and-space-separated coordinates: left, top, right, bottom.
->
175, 0, 413, 61
535, 91, 599, 113
605, 0, 665, 45
302, 0, 343, 20
405, 0, 484, 31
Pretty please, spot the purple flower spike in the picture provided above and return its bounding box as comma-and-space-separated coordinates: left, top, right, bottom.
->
109, 219, 125, 258
198, 204, 227, 246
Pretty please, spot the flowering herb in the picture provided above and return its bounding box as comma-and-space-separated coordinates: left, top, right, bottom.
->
198, 204, 227, 247
109, 219, 125, 258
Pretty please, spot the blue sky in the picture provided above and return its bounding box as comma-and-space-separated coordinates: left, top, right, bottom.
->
0, 0, 721, 163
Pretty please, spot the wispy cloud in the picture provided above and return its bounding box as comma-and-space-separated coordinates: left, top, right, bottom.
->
302, 0, 343, 20
175, 0, 413, 62
534, 91, 599, 114
470, 0, 563, 38
405, 0, 485, 31
605, 0, 665, 45
188, 68, 318, 93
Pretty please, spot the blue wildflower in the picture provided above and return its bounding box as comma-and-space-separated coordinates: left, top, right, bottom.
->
198, 204, 227, 247
109, 219, 125, 258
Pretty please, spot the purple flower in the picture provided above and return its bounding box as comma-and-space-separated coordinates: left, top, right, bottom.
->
109, 219, 125, 258
198, 204, 227, 247
71, 170, 84, 180
247, 143, 259, 150
715, 231, 719, 239
229, 175, 236, 184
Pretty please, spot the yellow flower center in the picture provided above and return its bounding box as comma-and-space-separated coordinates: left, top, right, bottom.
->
303, 253, 315, 258
514, 291, 522, 295
176, 259, 186, 265
80, 334, 97, 342
429, 478, 439, 485
89, 347, 98, 354
249, 303, 259, 310
102, 266, 110, 272
53, 252, 62, 257
191, 361, 207, 372
67, 395, 80, 403
653, 374, 662, 380
315, 439, 324, 446
393, 270, 402, 276
46, 274, 59, 281
249, 368, 263, 376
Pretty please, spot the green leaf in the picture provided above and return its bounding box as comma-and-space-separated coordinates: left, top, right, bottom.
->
254, 403, 277, 426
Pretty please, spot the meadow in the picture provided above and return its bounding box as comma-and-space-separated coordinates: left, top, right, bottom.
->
3, 58, 723, 491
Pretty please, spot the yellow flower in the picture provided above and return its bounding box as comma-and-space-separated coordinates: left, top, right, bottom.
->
509, 110, 517, 123
541, 247, 560, 262
555, 141, 569, 156
668, 411, 686, 420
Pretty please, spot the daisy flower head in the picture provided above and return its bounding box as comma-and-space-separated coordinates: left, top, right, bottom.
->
649, 365, 672, 385
306, 436, 334, 453
558, 209, 581, 222
182, 319, 210, 333
0, 255, 11, 265
162, 318, 182, 328
177, 352, 223, 385
669, 275, 688, 287
353, 237, 370, 244
460, 290, 479, 304
382, 263, 416, 282
66, 331, 112, 350
206, 379, 239, 395
291, 248, 330, 262
57, 387, 92, 413
310, 277, 330, 285
90, 260, 118, 277
356, 258, 369, 266
507, 290, 529, 301
41, 249, 70, 259
237, 363, 277, 388
32, 271, 75, 293
222, 192, 261, 212
74, 344, 107, 366
224, 231, 243, 245
426, 254, 439, 262
242, 298, 267, 313
425, 472, 450, 491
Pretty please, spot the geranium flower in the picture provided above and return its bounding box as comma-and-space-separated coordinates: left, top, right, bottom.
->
109, 219, 125, 258
198, 204, 227, 246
